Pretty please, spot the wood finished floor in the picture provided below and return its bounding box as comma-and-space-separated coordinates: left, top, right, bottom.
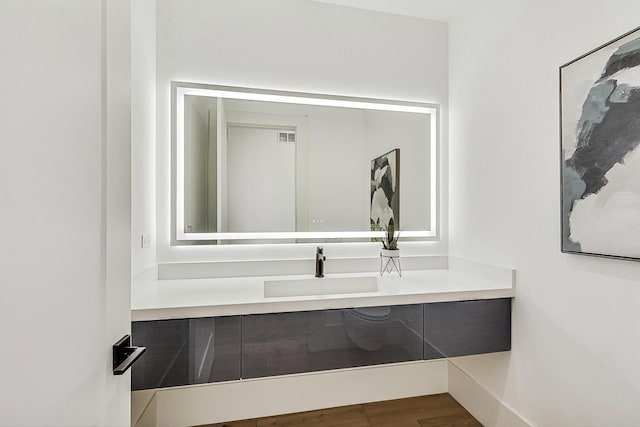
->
200, 393, 482, 427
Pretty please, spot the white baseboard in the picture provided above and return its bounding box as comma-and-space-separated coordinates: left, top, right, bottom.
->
131, 389, 155, 426
133, 360, 448, 427
448, 361, 530, 427
133, 359, 531, 427
134, 392, 158, 427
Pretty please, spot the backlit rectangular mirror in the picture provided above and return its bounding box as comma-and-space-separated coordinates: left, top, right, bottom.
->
172, 82, 438, 244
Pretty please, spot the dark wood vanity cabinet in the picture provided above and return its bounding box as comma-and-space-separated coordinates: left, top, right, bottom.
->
131, 298, 511, 390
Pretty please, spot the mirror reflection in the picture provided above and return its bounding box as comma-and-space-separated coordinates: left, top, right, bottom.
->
175, 83, 437, 242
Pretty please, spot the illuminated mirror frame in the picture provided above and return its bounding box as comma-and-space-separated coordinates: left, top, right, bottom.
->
172, 81, 439, 243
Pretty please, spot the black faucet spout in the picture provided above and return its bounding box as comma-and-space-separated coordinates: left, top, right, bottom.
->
315, 246, 326, 278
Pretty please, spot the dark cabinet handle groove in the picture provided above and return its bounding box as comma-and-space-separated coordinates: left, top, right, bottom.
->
113, 335, 146, 375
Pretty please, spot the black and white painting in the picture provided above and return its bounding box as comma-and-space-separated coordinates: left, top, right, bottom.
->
561, 27, 640, 260
371, 149, 399, 230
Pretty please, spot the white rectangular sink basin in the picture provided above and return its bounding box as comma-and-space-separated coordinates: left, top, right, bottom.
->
264, 276, 378, 298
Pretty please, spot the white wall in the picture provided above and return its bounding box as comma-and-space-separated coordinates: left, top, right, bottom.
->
132, 0, 157, 276
306, 107, 367, 232
155, 0, 448, 263
223, 101, 369, 233
0, 0, 132, 425
448, 1, 640, 425
227, 126, 296, 232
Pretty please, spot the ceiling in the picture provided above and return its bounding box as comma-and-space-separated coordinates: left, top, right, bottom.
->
311, 0, 461, 22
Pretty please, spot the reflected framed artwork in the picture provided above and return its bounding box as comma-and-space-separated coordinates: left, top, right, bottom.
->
560, 26, 640, 260
371, 149, 400, 230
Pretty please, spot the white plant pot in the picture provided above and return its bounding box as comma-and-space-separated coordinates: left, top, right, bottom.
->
380, 248, 401, 276
380, 248, 400, 258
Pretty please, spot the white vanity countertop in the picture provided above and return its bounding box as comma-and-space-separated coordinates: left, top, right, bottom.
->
131, 268, 515, 321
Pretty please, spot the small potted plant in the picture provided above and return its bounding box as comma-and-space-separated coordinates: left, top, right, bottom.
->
372, 217, 401, 276
380, 217, 399, 255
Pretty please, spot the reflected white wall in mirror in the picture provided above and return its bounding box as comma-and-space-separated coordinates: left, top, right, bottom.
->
174, 82, 438, 243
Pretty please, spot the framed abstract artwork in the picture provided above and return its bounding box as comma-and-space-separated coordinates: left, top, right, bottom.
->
371, 149, 400, 230
560, 27, 640, 260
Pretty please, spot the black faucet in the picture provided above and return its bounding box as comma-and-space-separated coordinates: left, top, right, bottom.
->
315, 246, 326, 278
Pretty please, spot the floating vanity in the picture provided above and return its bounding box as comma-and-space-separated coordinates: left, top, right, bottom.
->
127, 82, 516, 396
131, 263, 515, 391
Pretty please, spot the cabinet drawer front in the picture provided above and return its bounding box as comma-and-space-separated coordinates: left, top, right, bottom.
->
131, 299, 513, 389
131, 316, 241, 390
423, 298, 511, 359
241, 305, 424, 379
